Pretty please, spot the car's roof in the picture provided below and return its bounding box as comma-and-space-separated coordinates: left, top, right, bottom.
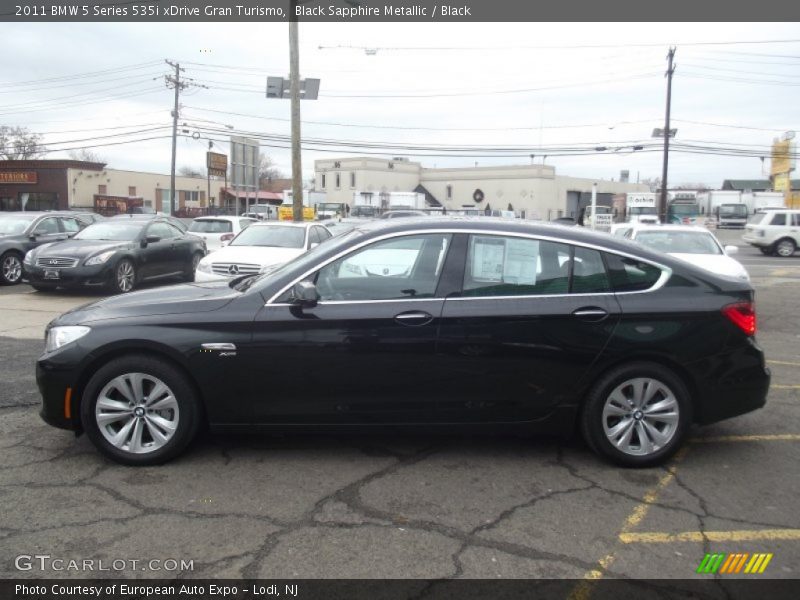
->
195, 215, 241, 221
249, 220, 312, 228
0, 211, 77, 217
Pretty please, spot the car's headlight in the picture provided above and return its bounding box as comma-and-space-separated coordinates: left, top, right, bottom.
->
197, 259, 212, 273
23, 251, 34, 264
45, 326, 91, 353
85, 250, 116, 266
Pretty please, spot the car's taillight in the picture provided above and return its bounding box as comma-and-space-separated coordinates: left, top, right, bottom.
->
722, 302, 756, 336
220, 233, 234, 242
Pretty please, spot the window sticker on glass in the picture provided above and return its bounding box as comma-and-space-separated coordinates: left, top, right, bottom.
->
503, 238, 538, 285
471, 237, 506, 282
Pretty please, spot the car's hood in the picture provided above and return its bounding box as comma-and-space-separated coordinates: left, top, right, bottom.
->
35, 239, 134, 258
207, 245, 305, 265
670, 253, 749, 280
54, 280, 239, 326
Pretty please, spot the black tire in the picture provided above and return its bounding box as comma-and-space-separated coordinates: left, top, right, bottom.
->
30, 283, 57, 292
110, 258, 136, 294
760, 246, 773, 255
0, 251, 24, 285
80, 354, 201, 466
184, 252, 203, 282
580, 362, 692, 468
774, 238, 796, 258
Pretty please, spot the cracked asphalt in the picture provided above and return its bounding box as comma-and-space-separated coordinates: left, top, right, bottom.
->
1, 229, 799, 581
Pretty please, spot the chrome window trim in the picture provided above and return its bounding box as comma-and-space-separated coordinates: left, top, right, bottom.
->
265, 228, 672, 305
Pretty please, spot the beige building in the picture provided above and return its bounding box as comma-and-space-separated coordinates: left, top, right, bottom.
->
315, 157, 649, 219
68, 166, 227, 213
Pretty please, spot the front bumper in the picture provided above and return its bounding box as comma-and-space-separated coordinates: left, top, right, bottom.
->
24, 261, 115, 288
36, 350, 84, 431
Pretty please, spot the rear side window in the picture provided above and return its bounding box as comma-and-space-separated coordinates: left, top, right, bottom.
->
463, 235, 571, 297
792, 214, 800, 227
604, 253, 663, 292
571, 247, 611, 293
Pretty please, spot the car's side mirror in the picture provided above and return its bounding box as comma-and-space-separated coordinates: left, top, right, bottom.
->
29, 234, 37, 241
141, 235, 161, 247
724, 245, 739, 255
289, 281, 319, 308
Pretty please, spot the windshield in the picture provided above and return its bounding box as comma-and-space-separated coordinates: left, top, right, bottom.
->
231, 225, 305, 248
73, 222, 143, 241
634, 230, 722, 255
0, 214, 36, 235
669, 203, 700, 216
719, 204, 748, 218
189, 219, 233, 234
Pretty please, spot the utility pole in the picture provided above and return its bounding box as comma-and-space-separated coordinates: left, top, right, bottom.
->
659, 47, 676, 222
289, 1, 303, 222
165, 60, 186, 217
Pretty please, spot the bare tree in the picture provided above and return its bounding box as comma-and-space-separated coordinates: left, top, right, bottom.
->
178, 165, 204, 178
258, 155, 284, 188
68, 148, 105, 163
0, 125, 47, 160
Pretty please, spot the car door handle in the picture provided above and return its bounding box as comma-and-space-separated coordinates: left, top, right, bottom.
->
394, 311, 434, 326
201, 343, 237, 351
572, 307, 609, 321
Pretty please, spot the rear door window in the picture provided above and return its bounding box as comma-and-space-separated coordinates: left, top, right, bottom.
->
570, 247, 611, 293
603, 253, 663, 292
771, 213, 787, 226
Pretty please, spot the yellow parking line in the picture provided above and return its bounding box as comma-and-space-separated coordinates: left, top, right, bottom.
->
620, 529, 800, 544
567, 447, 690, 600
767, 360, 800, 367
692, 434, 800, 443
772, 384, 800, 389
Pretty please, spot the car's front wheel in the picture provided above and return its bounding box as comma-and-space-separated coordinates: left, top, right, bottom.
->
774, 238, 796, 258
0, 251, 23, 285
760, 246, 773, 255
580, 362, 692, 467
80, 355, 201, 465
111, 259, 136, 293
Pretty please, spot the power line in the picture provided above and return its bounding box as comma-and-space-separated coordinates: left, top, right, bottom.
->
0, 60, 163, 87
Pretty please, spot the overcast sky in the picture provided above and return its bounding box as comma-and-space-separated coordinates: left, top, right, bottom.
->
3, 22, 798, 187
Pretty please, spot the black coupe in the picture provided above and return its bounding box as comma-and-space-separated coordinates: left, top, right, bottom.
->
24, 216, 206, 293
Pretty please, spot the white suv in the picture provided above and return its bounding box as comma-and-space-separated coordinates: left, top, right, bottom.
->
742, 209, 800, 257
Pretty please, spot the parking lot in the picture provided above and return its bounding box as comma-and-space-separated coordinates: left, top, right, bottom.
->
0, 227, 798, 582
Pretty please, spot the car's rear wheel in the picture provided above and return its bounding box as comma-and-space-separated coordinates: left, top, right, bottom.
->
111, 259, 136, 294
774, 238, 796, 258
580, 362, 692, 467
184, 252, 203, 282
80, 355, 201, 465
0, 251, 23, 285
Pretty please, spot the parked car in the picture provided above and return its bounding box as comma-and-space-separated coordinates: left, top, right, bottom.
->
37, 219, 768, 467
187, 216, 258, 252
625, 224, 749, 281
23, 217, 206, 293
71, 211, 105, 224
350, 206, 379, 218
0, 212, 90, 285
742, 209, 800, 257
109, 212, 188, 233
194, 221, 332, 282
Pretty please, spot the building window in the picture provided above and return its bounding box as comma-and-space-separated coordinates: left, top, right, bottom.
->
321, 174, 326, 188
185, 191, 199, 202
446, 185, 453, 200
350, 172, 356, 188
128, 186, 136, 196
98, 184, 107, 195
335, 173, 341, 189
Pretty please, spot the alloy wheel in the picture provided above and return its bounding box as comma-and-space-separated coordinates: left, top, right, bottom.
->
94, 373, 179, 454
601, 377, 680, 457
776, 239, 795, 257
2, 254, 22, 284
117, 261, 134, 292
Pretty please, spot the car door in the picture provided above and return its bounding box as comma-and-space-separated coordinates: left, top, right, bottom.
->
166, 222, 193, 271
436, 233, 621, 422
242, 232, 454, 424
139, 221, 179, 278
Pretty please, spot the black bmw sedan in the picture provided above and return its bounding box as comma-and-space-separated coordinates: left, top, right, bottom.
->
23, 216, 206, 293
36, 218, 769, 467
